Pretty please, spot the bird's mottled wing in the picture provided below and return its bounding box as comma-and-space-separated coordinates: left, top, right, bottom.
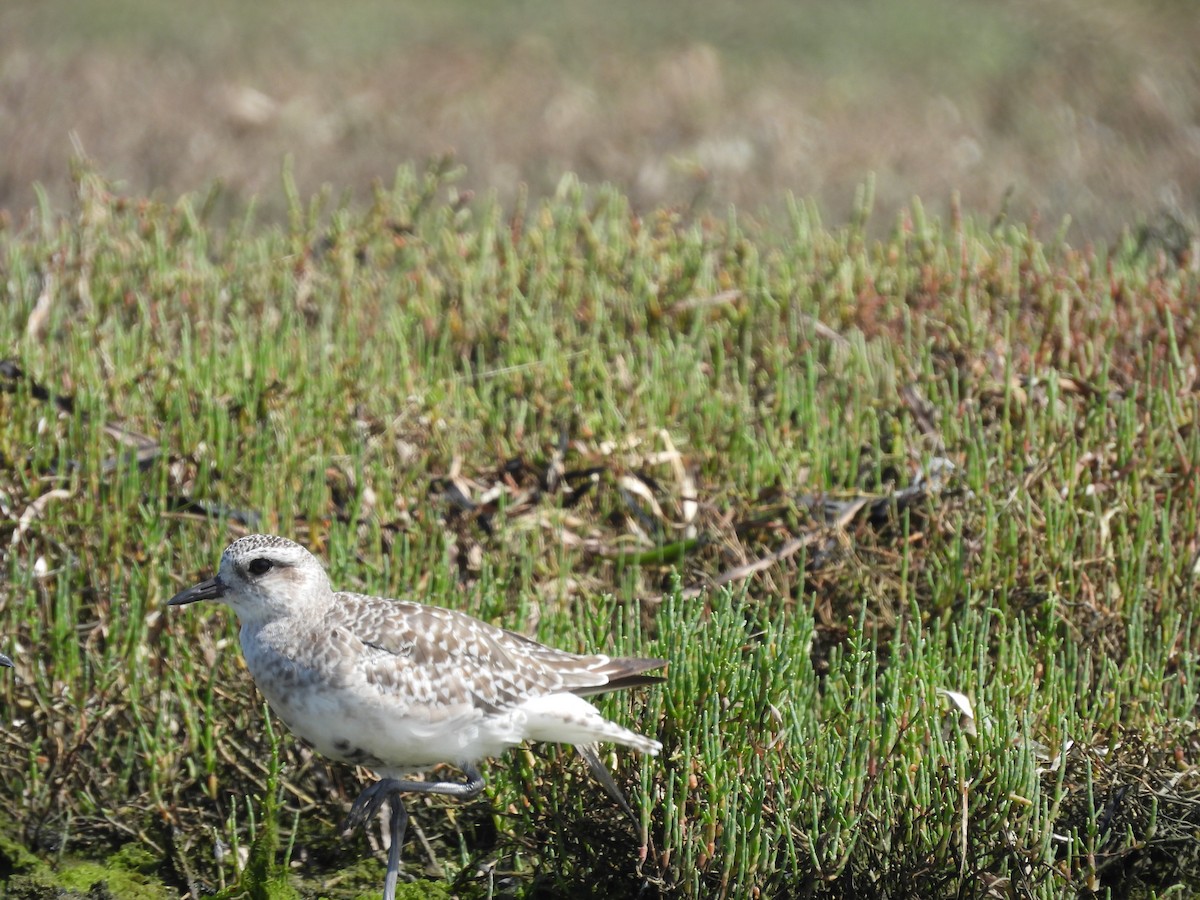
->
326, 592, 615, 713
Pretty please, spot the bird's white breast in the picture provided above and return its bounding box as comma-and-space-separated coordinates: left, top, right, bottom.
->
239, 620, 529, 770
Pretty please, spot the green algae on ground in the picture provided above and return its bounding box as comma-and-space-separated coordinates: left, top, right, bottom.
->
2, 843, 173, 900
0, 818, 44, 878
0, 818, 170, 899
4, 873, 70, 900
57, 858, 173, 899
387, 883, 453, 900
348, 882, 453, 900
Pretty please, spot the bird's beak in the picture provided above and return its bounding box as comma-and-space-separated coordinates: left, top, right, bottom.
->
0, 652, 12, 668
168, 576, 228, 606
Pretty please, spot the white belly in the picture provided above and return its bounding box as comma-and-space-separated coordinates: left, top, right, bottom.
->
242, 633, 526, 771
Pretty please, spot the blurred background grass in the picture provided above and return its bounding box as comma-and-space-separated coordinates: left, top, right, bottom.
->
2, 0, 1199, 237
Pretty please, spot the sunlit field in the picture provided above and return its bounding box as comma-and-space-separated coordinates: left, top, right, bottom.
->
3, 1, 1200, 896
1, 164, 1199, 897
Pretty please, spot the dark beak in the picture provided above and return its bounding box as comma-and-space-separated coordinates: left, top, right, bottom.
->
168, 576, 228, 607
0, 652, 11, 668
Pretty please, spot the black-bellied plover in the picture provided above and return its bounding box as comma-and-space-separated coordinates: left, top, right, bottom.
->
168, 534, 664, 898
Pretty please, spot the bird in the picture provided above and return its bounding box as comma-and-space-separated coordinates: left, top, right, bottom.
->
168, 534, 664, 899
0, 651, 11, 668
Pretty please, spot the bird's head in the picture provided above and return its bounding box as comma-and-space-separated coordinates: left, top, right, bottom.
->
168, 534, 332, 624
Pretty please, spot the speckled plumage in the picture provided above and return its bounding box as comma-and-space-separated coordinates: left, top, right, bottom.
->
170, 535, 663, 778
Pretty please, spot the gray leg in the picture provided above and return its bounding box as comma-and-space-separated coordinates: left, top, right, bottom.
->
344, 764, 486, 833
382, 795, 408, 900
342, 764, 486, 898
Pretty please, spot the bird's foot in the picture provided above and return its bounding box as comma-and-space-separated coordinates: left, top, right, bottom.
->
342, 765, 486, 836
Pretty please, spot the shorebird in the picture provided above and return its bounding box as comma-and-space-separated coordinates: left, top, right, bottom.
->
0, 651, 11, 668
168, 534, 664, 898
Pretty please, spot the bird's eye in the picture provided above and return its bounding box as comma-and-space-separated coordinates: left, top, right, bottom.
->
247, 558, 274, 577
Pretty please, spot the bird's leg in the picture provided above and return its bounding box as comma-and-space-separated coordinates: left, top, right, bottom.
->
343, 779, 394, 833
382, 794, 407, 900
343, 764, 487, 898
576, 743, 635, 820
343, 764, 486, 833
